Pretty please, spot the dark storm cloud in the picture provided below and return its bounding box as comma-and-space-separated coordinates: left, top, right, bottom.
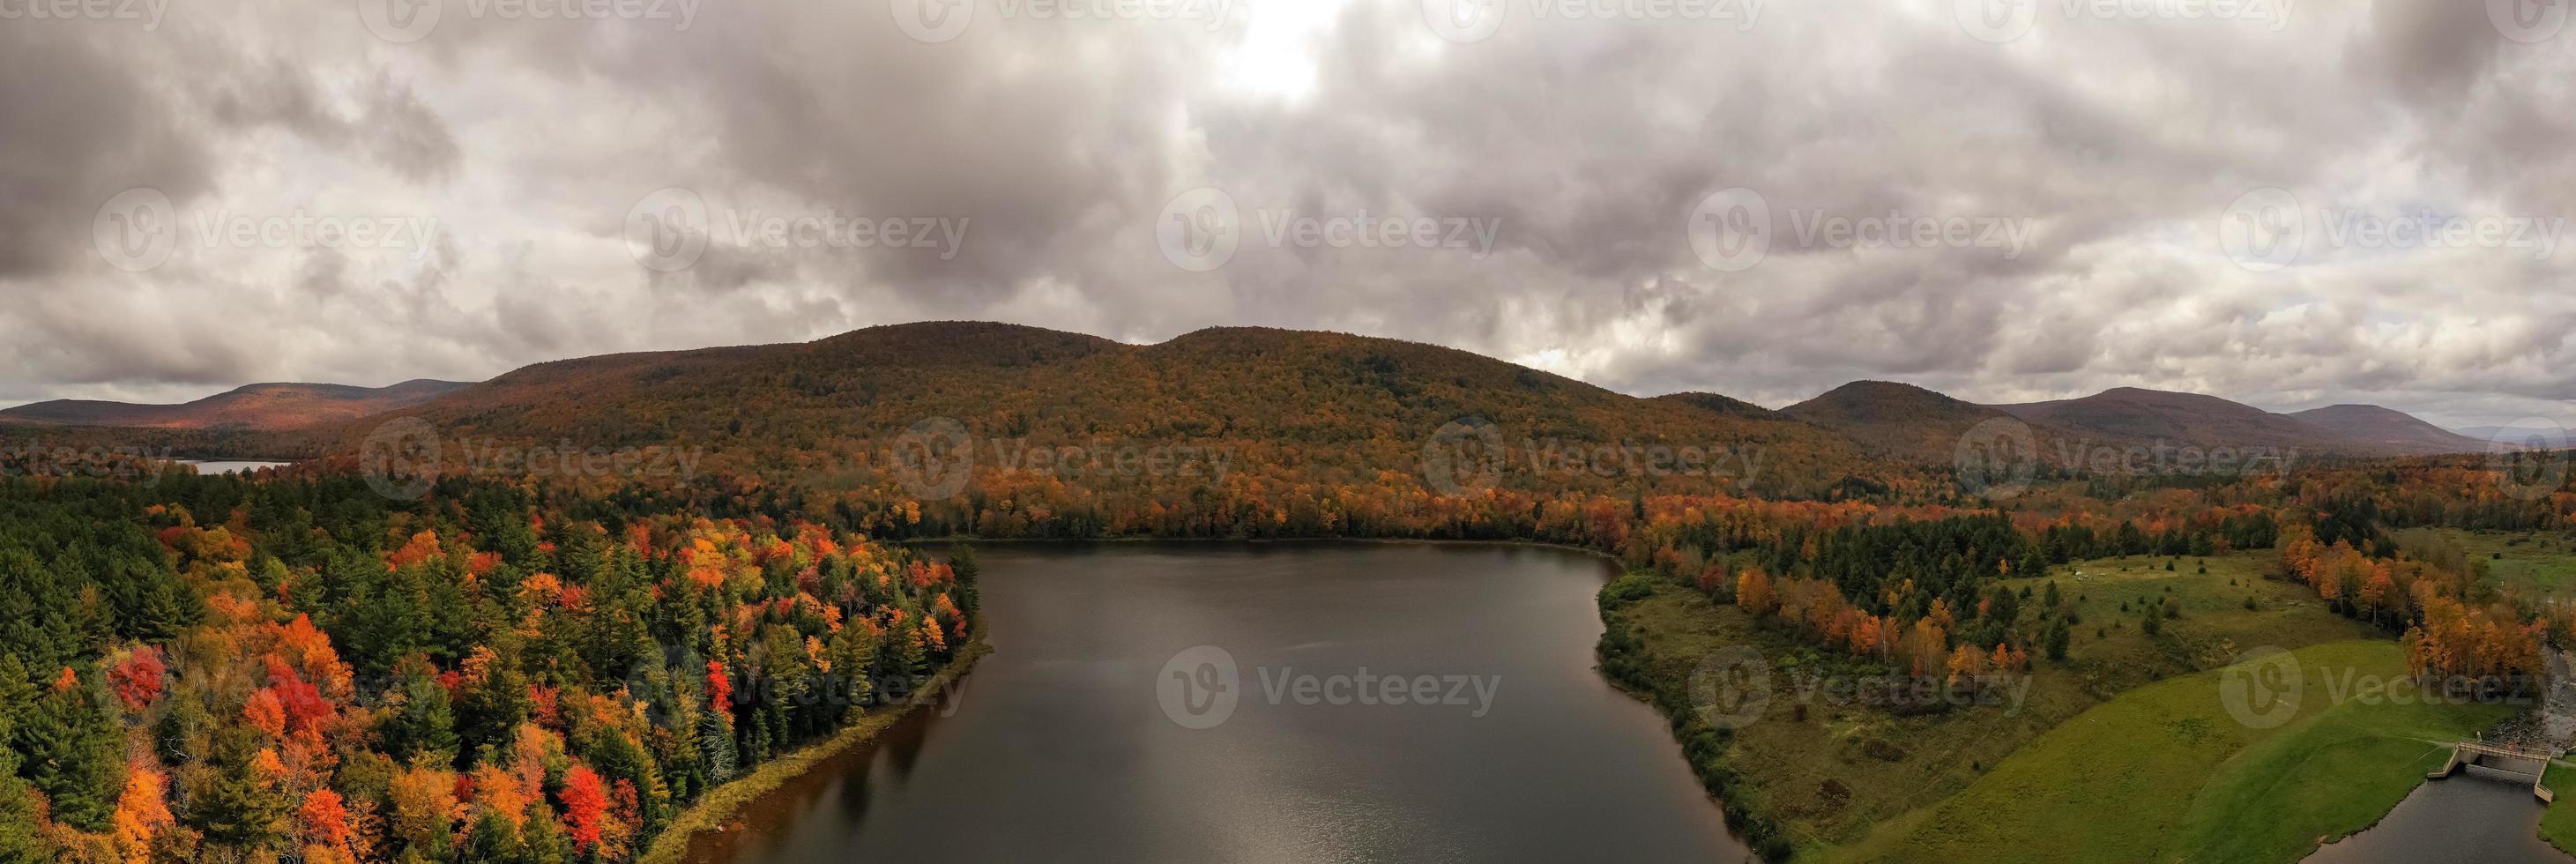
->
0, 0, 2569, 429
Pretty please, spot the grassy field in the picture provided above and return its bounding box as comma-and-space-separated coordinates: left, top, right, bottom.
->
2000, 554, 2379, 696
2542, 771, 2576, 856
2415, 527, 2576, 600
1832, 639, 2513, 863
1605, 552, 2385, 856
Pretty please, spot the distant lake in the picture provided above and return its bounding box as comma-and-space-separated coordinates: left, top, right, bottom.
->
176, 459, 294, 474
683, 541, 1749, 864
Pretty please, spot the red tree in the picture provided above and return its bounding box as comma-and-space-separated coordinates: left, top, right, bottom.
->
559, 764, 609, 852
108, 647, 166, 711
705, 660, 733, 713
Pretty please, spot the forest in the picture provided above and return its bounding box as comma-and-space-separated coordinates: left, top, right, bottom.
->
0, 469, 974, 863
4, 327, 2574, 862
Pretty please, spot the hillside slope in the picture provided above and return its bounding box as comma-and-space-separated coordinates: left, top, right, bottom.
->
2287, 405, 2487, 455
1781, 381, 2139, 465
0, 380, 473, 430
296, 322, 1902, 500
1998, 387, 2356, 454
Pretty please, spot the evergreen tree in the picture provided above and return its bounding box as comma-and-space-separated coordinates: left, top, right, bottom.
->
465, 810, 530, 863
384, 672, 462, 767
699, 711, 737, 784
948, 545, 982, 614
521, 809, 576, 864
15, 673, 122, 832
189, 726, 293, 845
0, 658, 45, 864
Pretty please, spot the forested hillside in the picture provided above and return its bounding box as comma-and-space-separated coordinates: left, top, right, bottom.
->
0, 382, 472, 431
278, 324, 1902, 501
0, 470, 975, 863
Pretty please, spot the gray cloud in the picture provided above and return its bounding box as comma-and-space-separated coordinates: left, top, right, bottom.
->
0, 0, 2569, 430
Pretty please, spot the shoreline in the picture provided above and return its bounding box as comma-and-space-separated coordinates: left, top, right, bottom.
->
637, 638, 993, 864
899, 533, 1620, 560
643, 539, 1624, 863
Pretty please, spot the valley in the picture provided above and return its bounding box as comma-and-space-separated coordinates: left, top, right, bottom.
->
1, 324, 2568, 864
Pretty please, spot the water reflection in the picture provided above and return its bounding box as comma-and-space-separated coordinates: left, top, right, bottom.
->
682, 541, 1748, 864
2305, 767, 2573, 864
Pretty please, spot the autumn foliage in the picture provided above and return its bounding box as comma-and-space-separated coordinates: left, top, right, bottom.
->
0, 471, 978, 863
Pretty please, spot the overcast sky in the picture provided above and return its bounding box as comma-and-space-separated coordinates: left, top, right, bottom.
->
2, 0, 2570, 428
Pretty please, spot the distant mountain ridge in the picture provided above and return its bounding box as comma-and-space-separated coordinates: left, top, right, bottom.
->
265, 321, 1907, 500
1785, 382, 2484, 461
2287, 405, 2490, 456
2455, 426, 2571, 450
3, 324, 2490, 480
0, 379, 474, 430
1782, 381, 2113, 465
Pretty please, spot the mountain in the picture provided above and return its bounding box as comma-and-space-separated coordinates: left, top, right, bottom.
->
292, 322, 1904, 500
1649, 391, 1783, 421
2453, 426, 2570, 450
0, 380, 474, 430
1780, 381, 2090, 464
1782, 381, 2481, 464
1996, 387, 2352, 453
2287, 405, 2488, 456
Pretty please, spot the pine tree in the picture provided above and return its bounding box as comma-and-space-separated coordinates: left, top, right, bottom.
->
0, 658, 46, 863
189, 726, 293, 845
698, 711, 736, 784
744, 711, 773, 766
522, 809, 576, 864
17, 672, 122, 832
383, 673, 460, 767
465, 810, 530, 862
2044, 616, 2071, 660
948, 545, 982, 614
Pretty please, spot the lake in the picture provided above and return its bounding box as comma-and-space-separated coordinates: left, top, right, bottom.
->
2304, 765, 2574, 864
176, 459, 294, 474
681, 541, 1748, 864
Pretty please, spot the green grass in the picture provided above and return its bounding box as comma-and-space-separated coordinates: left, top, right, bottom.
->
2001, 554, 2378, 696
2542, 770, 2576, 855
1832, 639, 2512, 864
2413, 528, 2576, 599
1607, 552, 2384, 856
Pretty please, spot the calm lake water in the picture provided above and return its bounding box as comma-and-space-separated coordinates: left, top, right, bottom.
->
684, 541, 1748, 864
2304, 765, 2574, 864
176, 459, 294, 474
